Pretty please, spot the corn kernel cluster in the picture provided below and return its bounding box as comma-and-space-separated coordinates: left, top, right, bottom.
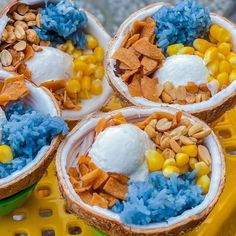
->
0, 144, 13, 164
167, 24, 236, 91
146, 144, 211, 193
65, 35, 105, 101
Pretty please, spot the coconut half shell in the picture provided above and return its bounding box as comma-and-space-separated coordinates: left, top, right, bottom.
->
0, 70, 62, 200
106, 2, 236, 124
0, 0, 113, 121
56, 106, 225, 236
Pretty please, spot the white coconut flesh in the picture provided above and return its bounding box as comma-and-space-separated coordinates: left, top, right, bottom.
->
107, 3, 236, 113
0, 0, 113, 121
0, 70, 59, 186
57, 107, 224, 230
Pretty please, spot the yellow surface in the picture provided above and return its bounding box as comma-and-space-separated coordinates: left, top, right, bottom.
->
1, 108, 236, 236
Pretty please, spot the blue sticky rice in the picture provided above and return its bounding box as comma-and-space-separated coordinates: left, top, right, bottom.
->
112, 171, 204, 225
33, 0, 88, 49
152, 0, 211, 50
0, 101, 68, 179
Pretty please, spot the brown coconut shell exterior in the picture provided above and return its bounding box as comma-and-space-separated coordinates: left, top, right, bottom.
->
0, 82, 62, 200
56, 107, 225, 236
106, 3, 236, 124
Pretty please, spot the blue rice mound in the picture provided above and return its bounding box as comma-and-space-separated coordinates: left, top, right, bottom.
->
112, 171, 204, 225
33, 0, 88, 49
152, 0, 211, 50
0, 101, 68, 179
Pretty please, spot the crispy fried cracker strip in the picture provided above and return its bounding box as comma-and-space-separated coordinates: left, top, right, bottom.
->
141, 17, 156, 40
18, 62, 32, 79
41, 80, 66, 92
112, 48, 141, 69
79, 164, 89, 176
109, 173, 129, 185
133, 38, 165, 60
100, 193, 117, 208
75, 185, 92, 194
79, 191, 93, 205
121, 31, 131, 48
122, 69, 138, 82
141, 76, 160, 102
133, 20, 146, 34
103, 177, 128, 200
93, 171, 109, 190
69, 176, 79, 186
141, 56, 159, 75
0, 75, 29, 106
81, 168, 103, 187
88, 162, 97, 171
78, 155, 91, 165
68, 167, 79, 178
95, 117, 108, 134
112, 113, 127, 125
126, 34, 140, 48
119, 62, 131, 70
128, 74, 142, 97
91, 193, 109, 209
24, 45, 35, 61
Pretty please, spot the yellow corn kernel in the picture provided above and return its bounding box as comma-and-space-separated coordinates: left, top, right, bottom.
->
66, 79, 80, 94
79, 55, 97, 64
219, 60, 232, 73
163, 166, 180, 178
176, 153, 189, 167
209, 34, 217, 44
218, 42, 231, 56
228, 54, 236, 69
194, 162, 210, 177
217, 27, 232, 43
180, 145, 198, 158
195, 51, 204, 59
94, 66, 105, 80
0, 145, 13, 163
229, 69, 236, 83
177, 46, 195, 55
193, 39, 213, 53
74, 70, 83, 80
73, 60, 87, 72
81, 76, 91, 91
90, 79, 103, 96
204, 47, 218, 64
78, 90, 91, 99
146, 150, 165, 172
73, 49, 82, 58
179, 164, 190, 174
196, 175, 210, 194
207, 76, 215, 82
217, 72, 229, 87
94, 47, 104, 62
86, 35, 98, 50
217, 53, 226, 61
163, 158, 176, 168
189, 157, 198, 169
207, 60, 219, 75
210, 24, 221, 42
65, 39, 75, 54
84, 64, 97, 76
167, 43, 184, 56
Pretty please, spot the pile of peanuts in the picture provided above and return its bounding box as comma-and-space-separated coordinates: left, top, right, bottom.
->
167, 24, 236, 91
0, 3, 46, 75
141, 112, 211, 193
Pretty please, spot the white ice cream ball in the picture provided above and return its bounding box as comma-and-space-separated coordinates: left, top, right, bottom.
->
26, 47, 72, 85
89, 124, 155, 177
154, 55, 210, 86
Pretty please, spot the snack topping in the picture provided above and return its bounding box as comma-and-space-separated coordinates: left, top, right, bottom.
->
68, 111, 212, 226
112, 0, 235, 106
0, 0, 106, 111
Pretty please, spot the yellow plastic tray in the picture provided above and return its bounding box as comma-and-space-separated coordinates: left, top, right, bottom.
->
1, 108, 236, 236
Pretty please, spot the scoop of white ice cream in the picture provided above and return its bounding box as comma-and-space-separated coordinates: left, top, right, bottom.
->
26, 47, 72, 85
154, 55, 210, 87
89, 124, 155, 181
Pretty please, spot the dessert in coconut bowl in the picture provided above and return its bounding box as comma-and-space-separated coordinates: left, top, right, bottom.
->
56, 106, 225, 236
0, 0, 112, 121
0, 70, 67, 200
107, 0, 236, 123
